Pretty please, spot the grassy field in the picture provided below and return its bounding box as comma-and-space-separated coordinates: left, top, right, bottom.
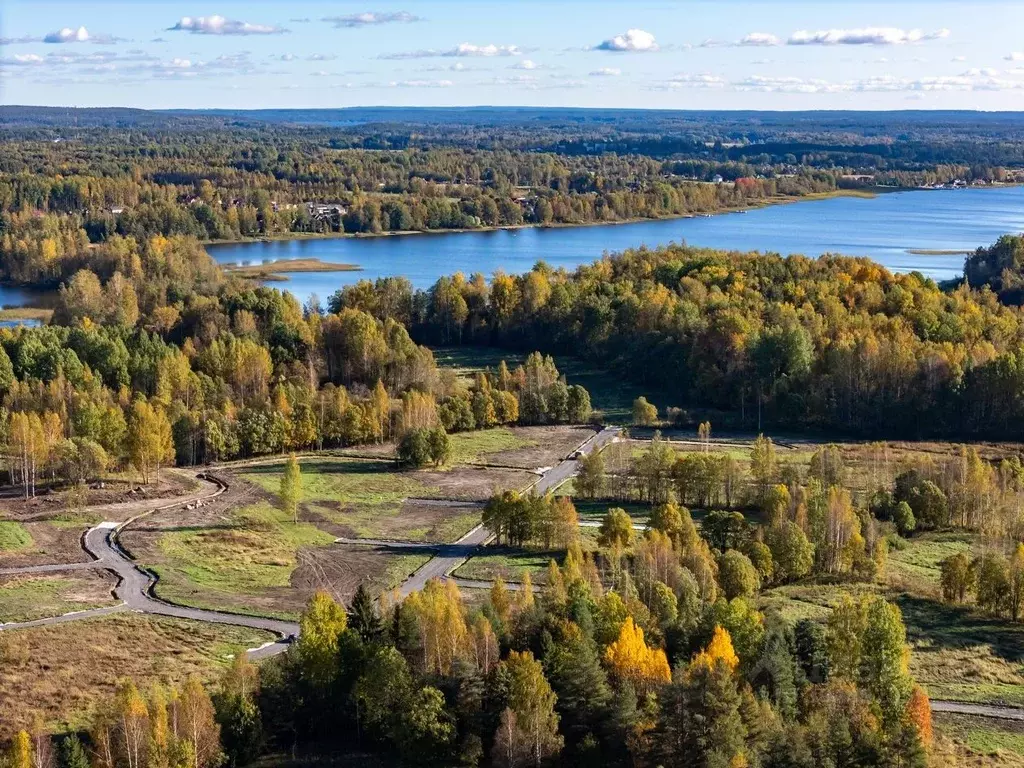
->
453, 547, 561, 585
156, 501, 336, 596
0, 614, 271, 738
935, 713, 1024, 767
0, 573, 117, 622
0, 521, 32, 551
448, 428, 533, 465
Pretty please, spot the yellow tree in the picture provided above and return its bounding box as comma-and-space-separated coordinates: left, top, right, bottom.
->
405, 578, 468, 675
693, 625, 740, 673
603, 617, 671, 694
177, 676, 222, 768
11, 730, 31, 768
127, 399, 174, 485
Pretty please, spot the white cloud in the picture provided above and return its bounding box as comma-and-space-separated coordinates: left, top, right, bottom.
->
388, 78, 454, 87
308, 53, 338, 61
658, 73, 726, 89
381, 42, 521, 59
788, 27, 950, 46
963, 67, 999, 77
511, 59, 539, 70
596, 29, 658, 52
323, 12, 419, 27
589, 67, 621, 77
952, 55, 967, 62
739, 32, 781, 47
43, 26, 90, 43
1006, 52, 1024, 61
169, 15, 287, 35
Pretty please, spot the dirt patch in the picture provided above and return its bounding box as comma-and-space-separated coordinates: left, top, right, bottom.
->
0, 470, 199, 523
478, 426, 596, 469
0, 613, 271, 738
304, 499, 480, 543
414, 465, 536, 501
0, 521, 92, 568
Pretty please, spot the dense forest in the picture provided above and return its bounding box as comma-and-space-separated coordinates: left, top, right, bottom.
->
398, 238, 1024, 439
1, 108, 1019, 286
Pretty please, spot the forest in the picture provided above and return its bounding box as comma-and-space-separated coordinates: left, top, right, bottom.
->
0, 107, 1018, 287
5, 106, 1024, 768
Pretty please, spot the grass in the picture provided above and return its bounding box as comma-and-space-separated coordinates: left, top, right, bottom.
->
0, 574, 117, 623
0, 613, 271, 738
0, 521, 32, 552
156, 501, 335, 596
886, 531, 974, 595
448, 428, 533, 465
759, 581, 884, 624
242, 458, 435, 507
936, 713, 1024, 766
453, 547, 561, 584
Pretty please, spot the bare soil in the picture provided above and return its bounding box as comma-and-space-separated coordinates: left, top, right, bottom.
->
0, 470, 199, 522
415, 465, 536, 500
481, 426, 596, 469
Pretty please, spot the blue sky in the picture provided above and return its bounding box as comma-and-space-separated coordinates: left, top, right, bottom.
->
4, 0, 1024, 110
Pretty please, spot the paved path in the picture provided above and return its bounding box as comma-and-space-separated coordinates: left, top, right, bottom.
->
380, 426, 622, 597
931, 700, 1024, 721
2, 427, 620, 655
0, 474, 295, 659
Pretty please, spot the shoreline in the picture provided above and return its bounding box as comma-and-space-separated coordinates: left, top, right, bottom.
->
201, 187, 887, 248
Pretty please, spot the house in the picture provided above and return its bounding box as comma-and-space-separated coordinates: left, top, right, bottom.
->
711, 174, 724, 184
110, 206, 125, 215
306, 202, 347, 219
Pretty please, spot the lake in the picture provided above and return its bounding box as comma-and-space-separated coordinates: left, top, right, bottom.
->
206, 186, 1024, 305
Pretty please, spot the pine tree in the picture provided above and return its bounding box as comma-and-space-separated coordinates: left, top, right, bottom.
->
58, 735, 89, 768
349, 583, 384, 643
544, 622, 612, 755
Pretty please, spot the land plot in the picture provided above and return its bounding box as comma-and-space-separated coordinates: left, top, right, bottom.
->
0, 571, 117, 623
0, 614, 271, 738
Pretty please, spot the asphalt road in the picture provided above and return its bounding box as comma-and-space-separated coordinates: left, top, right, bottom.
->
1, 428, 620, 656
83, 522, 299, 657
384, 425, 622, 597
930, 700, 1024, 721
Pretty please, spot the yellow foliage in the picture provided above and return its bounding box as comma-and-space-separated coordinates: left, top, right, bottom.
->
603, 617, 671, 693
693, 625, 740, 673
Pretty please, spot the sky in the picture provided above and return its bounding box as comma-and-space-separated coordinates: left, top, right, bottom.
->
4, 0, 1024, 110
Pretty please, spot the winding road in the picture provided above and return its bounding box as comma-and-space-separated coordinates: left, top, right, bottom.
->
3, 426, 1024, 719
0, 426, 618, 657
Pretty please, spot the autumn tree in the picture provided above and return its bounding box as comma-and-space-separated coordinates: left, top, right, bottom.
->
127, 398, 174, 485
603, 617, 671, 694
495, 651, 563, 767
280, 454, 302, 524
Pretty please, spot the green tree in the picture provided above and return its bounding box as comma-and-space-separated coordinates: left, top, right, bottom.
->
497, 650, 563, 767
597, 508, 634, 550
349, 582, 384, 643
297, 590, 348, 688
543, 622, 612, 757
280, 454, 302, 524
976, 551, 1010, 615
765, 521, 813, 582
939, 552, 973, 603
859, 598, 912, 725
719, 549, 761, 600
631, 396, 658, 426
575, 449, 606, 500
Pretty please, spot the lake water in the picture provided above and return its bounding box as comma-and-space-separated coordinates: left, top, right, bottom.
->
206, 186, 1024, 305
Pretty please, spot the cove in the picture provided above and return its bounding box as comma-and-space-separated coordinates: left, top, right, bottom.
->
205, 185, 1024, 305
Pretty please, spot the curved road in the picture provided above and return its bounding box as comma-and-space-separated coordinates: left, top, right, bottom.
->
6, 427, 1024, 714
